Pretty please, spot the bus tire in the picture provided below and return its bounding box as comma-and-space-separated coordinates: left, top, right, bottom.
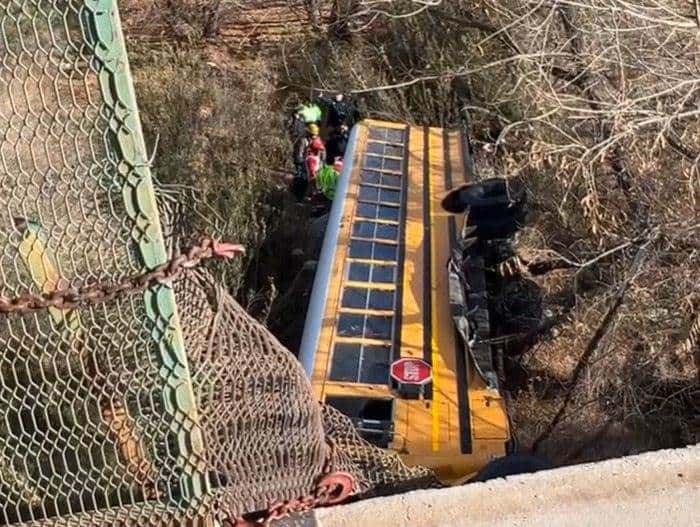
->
442, 178, 526, 214
469, 205, 528, 239
467, 201, 525, 221
469, 454, 552, 483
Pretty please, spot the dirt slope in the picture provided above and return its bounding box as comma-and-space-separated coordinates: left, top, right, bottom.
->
122, 0, 334, 52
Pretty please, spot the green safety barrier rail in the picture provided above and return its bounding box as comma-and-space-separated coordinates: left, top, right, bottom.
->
0, 1, 208, 523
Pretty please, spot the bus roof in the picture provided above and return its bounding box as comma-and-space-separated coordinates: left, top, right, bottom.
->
299, 119, 509, 482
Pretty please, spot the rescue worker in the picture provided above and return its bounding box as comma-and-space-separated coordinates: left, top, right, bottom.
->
307, 122, 321, 140
317, 158, 343, 201
318, 93, 359, 130
314, 159, 343, 216
297, 102, 322, 125
289, 118, 310, 202
289, 170, 308, 202
294, 123, 320, 170
306, 124, 326, 163
289, 122, 325, 200
326, 123, 349, 164
305, 135, 325, 181
288, 105, 306, 139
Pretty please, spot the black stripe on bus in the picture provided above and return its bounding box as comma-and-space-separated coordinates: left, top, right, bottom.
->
392, 126, 409, 363
422, 126, 432, 369
444, 129, 473, 455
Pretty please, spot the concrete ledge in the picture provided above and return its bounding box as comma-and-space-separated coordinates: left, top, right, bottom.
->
315, 445, 700, 527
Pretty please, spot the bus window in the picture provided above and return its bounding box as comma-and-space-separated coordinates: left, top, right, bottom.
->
359, 185, 380, 201
381, 188, 401, 204
352, 221, 398, 242
356, 202, 400, 222
361, 170, 402, 188
370, 265, 395, 283
346, 262, 396, 284
366, 142, 404, 158
368, 289, 394, 310
360, 170, 381, 185
348, 240, 397, 261
364, 155, 402, 173
342, 287, 395, 311
329, 343, 361, 381
329, 343, 391, 384
341, 288, 369, 309
326, 396, 394, 447
367, 127, 405, 144
337, 313, 393, 340
377, 223, 399, 241
347, 262, 371, 282
358, 185, 401, 205
359, 345, 391, 383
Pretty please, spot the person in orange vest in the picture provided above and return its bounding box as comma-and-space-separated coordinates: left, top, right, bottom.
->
305, 136, 325, 181
305, 126, 326, 181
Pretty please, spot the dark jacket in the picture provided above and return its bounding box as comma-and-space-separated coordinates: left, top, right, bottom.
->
318, 95, 359, 129
288, 114, 306, 138
326, 130, 349, 163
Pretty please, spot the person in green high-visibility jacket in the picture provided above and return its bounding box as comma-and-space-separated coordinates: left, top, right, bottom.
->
316, 159, 343, 201
297, 102, 322, 124
316, 164, 337, 200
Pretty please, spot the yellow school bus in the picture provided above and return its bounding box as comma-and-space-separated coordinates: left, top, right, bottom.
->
299, 119, 510, 484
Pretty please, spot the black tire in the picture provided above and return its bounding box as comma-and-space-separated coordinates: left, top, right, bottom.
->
442, 178, 526, 213
467, 201, 525, 221
468, 205, 528, 240
469, 454, 552, 482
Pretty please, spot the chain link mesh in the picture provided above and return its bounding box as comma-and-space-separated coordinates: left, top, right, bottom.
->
0, 0, 212, 523
0, 1, 437, 525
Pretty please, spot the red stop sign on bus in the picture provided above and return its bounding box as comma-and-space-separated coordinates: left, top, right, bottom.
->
390, 358, 432, 385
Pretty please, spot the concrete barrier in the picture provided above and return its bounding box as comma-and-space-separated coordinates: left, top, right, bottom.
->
314, 445, 700, 527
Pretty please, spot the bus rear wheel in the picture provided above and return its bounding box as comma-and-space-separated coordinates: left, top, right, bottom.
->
468, 205, 528, 240
443, 178, 527, 240
469, 454, 552, 483
442, 178, 526, 214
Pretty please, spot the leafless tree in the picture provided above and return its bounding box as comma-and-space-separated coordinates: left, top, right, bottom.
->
295, 0, 700, 459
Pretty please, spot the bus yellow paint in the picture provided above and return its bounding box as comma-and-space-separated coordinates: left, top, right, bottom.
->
17, 220, 78, 328
324, 382, 392, 399
312, 124, 368, 400
427, 127, 462, 452
306, 119, 511, 484
427, 129, 441, 451
399, 126, 426, 362
394, 125, 425, 452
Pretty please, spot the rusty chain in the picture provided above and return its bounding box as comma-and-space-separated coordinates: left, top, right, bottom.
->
0, 237, 243, 315
2, 231, 355, 526
229, 442, 356, 526
229, 470, 355, 527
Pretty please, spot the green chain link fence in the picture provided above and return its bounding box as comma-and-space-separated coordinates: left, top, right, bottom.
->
0, 1, 209, 523
0, 2, 438, 525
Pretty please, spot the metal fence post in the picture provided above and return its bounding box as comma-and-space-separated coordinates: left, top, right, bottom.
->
81, 0, 209, 506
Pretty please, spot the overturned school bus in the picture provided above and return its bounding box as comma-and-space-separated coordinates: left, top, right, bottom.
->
300, 119, 526, 483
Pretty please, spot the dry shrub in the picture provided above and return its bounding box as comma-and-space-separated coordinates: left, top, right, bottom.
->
281, 0, 699, 462
281, 4, 481, 125
465, 0, 700, 461
130, 49, 287, 294
121, 0, 333, 48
